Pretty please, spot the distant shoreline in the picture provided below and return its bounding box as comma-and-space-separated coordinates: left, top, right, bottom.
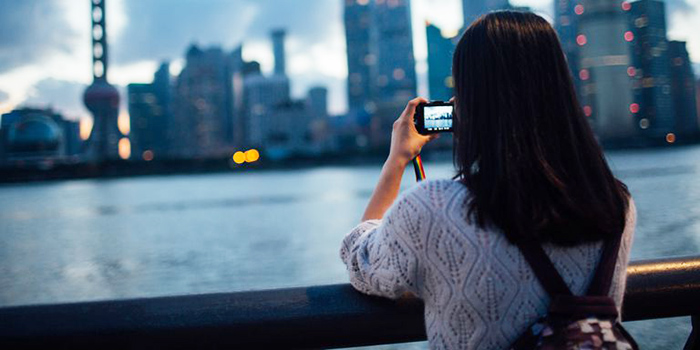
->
1, 140, 698, 184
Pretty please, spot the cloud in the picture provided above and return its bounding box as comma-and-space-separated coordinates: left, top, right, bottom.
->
22, 78, 89, 119
112, 0, 341, 65
0, 0, 79, 74
0, 89, 8, 103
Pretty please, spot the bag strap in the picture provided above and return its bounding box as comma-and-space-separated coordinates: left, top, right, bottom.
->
515, 231, 623, 298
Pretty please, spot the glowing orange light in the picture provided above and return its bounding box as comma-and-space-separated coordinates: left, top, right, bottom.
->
583, 106, 592, 117
118, 110, 130, 136
79, 118, 93, 140
579, 69, 590, 81
666, 133, 676, 143
624, 31, 634, 42
629, 103, 640, 113
574, 5, 584, 15
245, 149, 260, 163
232, 151, 246, 164
621, 1, 631, 11
627, 66, 636, 77
142, 150, 154, 161
118, 138, 131, 160
576, 34, 587, 46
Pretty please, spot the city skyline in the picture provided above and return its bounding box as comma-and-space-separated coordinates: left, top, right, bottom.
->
1, 0, 697, 126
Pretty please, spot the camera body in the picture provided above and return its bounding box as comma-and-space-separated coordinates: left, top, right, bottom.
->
414, 101, 454, 135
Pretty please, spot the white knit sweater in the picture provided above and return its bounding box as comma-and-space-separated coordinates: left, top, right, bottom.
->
340, 179, 636, 350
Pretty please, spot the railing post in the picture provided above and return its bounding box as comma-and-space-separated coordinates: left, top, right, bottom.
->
685, 315, 699, 350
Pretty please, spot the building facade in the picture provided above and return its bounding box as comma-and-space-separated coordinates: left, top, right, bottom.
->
462, 0, 510, 28
578, 0, 636, 142
554, 0, 583, 95
426, 23, 455, 101
629, 0, 674, 139
668, 41, 699, 137
344, 0, 374, 117
127, 63, 171, 161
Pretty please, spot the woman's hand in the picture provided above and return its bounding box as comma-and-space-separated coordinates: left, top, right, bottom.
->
361, 97, 439, 221
388, 97, 439, 167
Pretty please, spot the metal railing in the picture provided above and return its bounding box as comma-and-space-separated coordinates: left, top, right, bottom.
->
1, 256, 700, 349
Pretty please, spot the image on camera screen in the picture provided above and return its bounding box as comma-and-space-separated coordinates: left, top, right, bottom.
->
424, 106, 453, 131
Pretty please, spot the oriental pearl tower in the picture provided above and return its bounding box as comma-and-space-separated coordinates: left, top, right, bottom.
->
83, 0, 121, 161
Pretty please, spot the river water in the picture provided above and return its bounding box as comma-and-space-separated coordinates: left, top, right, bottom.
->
2, 146, 700, 349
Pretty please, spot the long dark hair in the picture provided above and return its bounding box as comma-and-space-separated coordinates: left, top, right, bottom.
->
452, 11, 629, 245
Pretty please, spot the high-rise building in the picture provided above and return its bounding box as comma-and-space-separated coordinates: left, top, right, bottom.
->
172, 45, 232, 158
344, 0, 374, 117
462, 0, 510, 28
272, 29, 287, 77
243, 74, 291, 146
242, 31, 292, 147
128, 62, 171, 161
83, 0, 121, 161
554, 0, 583, 95
668, 41, 699, 137
629, 0, 674, 139
577, 0, 636, 142
371, 0, 417, 103
306, 86, 328, 119
426, 23, 455, 101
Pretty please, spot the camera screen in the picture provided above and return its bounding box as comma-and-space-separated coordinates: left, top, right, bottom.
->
424, 105, 453, 131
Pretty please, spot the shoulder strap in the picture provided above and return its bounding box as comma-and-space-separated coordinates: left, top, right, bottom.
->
515, 239, 573, 296
587, 231, 624, 296
515, 231, 624, 298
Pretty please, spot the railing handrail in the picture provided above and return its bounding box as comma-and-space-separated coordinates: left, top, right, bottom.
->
1, 255, 700, 349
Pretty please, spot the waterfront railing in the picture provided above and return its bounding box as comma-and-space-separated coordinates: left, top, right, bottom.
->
1, 255, 699, 349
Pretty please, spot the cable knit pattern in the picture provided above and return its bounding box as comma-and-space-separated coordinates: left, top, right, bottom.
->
340, 179, 636, 350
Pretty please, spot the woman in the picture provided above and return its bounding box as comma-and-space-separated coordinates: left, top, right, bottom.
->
339, 11, 635, 349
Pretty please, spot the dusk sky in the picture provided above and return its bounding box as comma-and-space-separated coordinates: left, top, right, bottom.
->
0, 0, 698, 125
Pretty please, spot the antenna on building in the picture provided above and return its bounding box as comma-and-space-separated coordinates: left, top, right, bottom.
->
83, 0, 121, 162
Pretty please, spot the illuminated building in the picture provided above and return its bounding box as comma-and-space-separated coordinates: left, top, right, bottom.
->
172, 45, 232, 158
344, 0, 374, 117
371, 0, 417, 103
426, 23, 455, 101
577, 0, 636, 142
462, 0, 510, 28
243, 74, 291, 147
668, 41, 699, 137
629, 0, 674, 139
83, 0, 121, 161
127, 62, 171, 160
554, 0, 583, 95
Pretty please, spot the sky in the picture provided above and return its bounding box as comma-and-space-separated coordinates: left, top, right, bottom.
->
0, 0, 698, 124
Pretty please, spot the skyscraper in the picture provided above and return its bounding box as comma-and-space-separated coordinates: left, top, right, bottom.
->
127, 62, 171, 160
344, 0, 373, 116
554, 0, 582, 95
426, 23, 455, 101
272, 29, 287, 77
242, 31, 291, 147
668, 41, 699, 137
577, 0, 636, 142
83, 0, 121, 161
462, 0, 510, 28
371, 0, 417, 103
172, 45, 231, 158
629, 0, 674, 139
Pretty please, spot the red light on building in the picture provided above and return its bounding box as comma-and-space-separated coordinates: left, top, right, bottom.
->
583, 106, 592, 117
627, 66, 636, 77
666, 133, 676, 143
576, 34, 587, 46
624, 31, 634, 42
579, 69, 590, 80
574, 5, 584, 15
621, 1, 631, 11
629, 103, 640, 113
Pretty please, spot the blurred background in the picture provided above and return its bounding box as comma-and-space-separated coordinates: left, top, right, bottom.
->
0, 0, 699, 348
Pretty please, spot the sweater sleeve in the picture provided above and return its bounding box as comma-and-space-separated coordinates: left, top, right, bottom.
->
340, 187, 428, 299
